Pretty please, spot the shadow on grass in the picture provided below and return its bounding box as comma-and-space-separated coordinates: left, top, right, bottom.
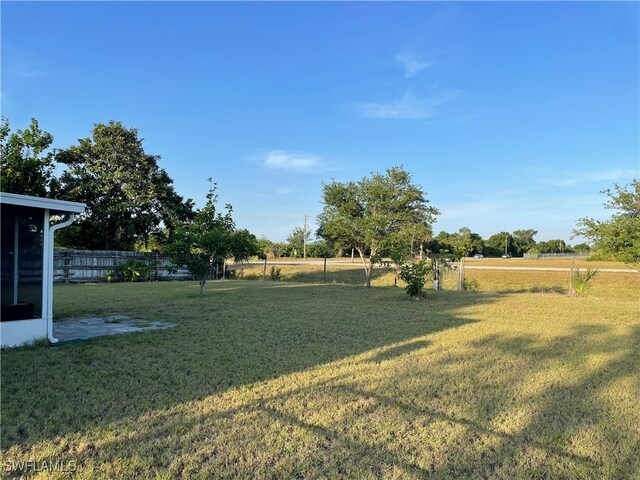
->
495, 285, 568, 295
1, 282, 491, 450
460, 323, 640, 478
21, 321, 637, 478
255, 265, 394, 286
368, 338, 431, 363
150, 324, 640, 477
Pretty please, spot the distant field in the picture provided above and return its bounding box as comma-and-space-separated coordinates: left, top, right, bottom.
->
464, 257, 634, 270
247, 257, 636, 271
233, 260, 639, 296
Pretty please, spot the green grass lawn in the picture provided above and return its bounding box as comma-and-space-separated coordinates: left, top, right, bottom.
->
1, 278, 639, 479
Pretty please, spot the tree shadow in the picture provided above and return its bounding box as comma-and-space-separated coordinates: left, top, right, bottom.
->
1, 282, 493, 450
3, 284, 637, 478
18, 322, 636, 478
495, 285, 568, 295
274, 265, 393, 286
454, 323, 640, 478
368, 339, 431, 363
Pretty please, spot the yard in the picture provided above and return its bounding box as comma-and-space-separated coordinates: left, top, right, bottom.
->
1, 270, 639, 478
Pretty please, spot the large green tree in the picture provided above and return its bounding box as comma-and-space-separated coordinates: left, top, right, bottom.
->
0, 117, 58, 197
575, 180, 640, 264
536, 239, 570, 254
485, 232, 513, 257
317, 166, 438, 287
165, 181, 260, 294
434, 227, 484, 257
512, 229, 538, 256
56, 121, 194, 250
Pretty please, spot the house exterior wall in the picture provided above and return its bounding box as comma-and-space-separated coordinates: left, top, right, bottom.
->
0, 317, 47, 347
1, 193, 85, 347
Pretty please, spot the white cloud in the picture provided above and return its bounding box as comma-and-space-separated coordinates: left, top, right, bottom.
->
547, 168, 638, 187
395, 50, 435, 78
357, 89, 461, 120
0, 91, 10, 108
262, 150, 321, 171
3, 46, 46, 79
276, 187, 298, 195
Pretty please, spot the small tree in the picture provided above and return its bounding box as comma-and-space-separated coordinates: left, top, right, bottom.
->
165, 180, 258, 294
318, 166, 438, 287
398, 260, 432, 298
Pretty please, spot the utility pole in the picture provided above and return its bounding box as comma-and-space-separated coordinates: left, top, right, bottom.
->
303, 214, 308, 259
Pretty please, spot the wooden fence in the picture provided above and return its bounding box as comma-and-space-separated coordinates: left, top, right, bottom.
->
53, 249, 193, 283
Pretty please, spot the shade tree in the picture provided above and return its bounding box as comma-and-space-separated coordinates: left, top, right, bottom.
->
56, 121, 194, 250
317, 166, 438, 287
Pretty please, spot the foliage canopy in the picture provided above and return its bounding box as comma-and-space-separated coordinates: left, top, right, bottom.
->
56, 121, 194, 250
0, 117, 58, 197
165, 181, 261, 294
575, 180, 640, 264
317, 166, 438, 286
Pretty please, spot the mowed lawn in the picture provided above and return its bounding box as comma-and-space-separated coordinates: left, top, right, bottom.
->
1, 273, 639, 479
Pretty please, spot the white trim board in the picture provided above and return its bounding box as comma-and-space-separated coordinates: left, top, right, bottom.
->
0, 192, 85, 214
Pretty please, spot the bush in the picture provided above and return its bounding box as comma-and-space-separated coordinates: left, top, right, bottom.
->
573, 268, 599, 295
270, 266, 282, 281
463, 278, 480, 291
121, 259, 151, 282
398, 261, 432, 297
104, 258, 152, 282
226, 268, 238, 279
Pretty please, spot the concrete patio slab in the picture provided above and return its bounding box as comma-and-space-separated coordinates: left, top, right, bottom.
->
53, 315, 176, 342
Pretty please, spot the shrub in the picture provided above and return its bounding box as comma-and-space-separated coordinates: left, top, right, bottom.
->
121, 259, 151, 282
106, 269, 116, 283
463, 278, 480, 291
270, 266, 282, 281
106, 258, 152, 282
398, 261, 432, 297
226, 268, 242, 279
572, 268, 599, 295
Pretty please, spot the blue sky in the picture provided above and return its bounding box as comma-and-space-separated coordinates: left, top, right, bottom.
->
2, 2, 638, 243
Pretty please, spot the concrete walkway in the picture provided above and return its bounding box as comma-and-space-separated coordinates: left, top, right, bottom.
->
53, 315, 176, 342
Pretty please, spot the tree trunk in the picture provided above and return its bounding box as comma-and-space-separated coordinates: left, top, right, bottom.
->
357, 248, 373, 288
323, 255, 327, 283
222, 259, 226, 280
199, 279, 205, 295
262, 257, 267, 281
